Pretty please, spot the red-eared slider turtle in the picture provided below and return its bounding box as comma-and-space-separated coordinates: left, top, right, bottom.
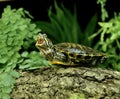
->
36, 33, 107, 66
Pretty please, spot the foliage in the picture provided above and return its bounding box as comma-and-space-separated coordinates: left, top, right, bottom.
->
0, 6, 42, 98
36, 1, 97, 46
0, 70, 19, 99
0, 0, 119, 98
97, 0, 108, 21
18, 51, 52, 70
89, 0, 120, 70
69, 93, 85, 99
89, 13, 120, 70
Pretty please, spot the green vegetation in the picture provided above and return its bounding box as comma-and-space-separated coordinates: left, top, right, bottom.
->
0, 0, 120, 98
0, 6, 49, 99
89, 13, 120, 70
36, 1, 97, 46
97, 0, 108, 21
19, 51, 52, 70
37, 1, 120, 70
89, 0, 120, 70
69, 93, 85, 99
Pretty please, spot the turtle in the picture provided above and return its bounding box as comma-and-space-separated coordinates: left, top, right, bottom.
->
35, 33, 108, 66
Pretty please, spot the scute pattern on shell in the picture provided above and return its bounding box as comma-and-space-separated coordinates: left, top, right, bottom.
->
54, 43, 107, 66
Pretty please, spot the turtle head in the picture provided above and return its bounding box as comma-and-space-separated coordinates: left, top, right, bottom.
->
36, 33, 54, 60
36, 33, 53, 49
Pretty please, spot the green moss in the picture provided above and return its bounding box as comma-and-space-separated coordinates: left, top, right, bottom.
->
69, 93, 85, 99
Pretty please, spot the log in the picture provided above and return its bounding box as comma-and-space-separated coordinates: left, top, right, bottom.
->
11, 66, 120, 99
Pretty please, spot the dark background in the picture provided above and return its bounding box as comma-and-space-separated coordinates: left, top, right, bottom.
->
0, 0, 120, 29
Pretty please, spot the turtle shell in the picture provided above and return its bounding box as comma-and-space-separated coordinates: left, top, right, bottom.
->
53, 43, 107, 66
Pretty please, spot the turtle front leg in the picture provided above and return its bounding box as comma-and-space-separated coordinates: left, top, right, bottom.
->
50, 61, 67, 65
50, 60, 76, 66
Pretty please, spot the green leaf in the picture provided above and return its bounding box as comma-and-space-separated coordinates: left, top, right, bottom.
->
19, 51, 52, 70
0, 57, 8, 64
1, 87, 12, 94
0, 93, 10, 99
21, 51, 29, 58
91, 13, 120, 70
84, 13, 97, 37
97, 0, 108, 21
9, 70, 20, 78
0, 73, 14, 86
36, 1, 82, 44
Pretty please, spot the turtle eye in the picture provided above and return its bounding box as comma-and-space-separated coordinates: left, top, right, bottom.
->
38, 38, 44, 44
